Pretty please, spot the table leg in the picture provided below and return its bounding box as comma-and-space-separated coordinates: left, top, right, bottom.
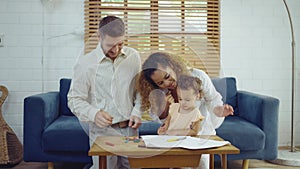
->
48, 162, 54, 169
99, 156, 107, 169
209, 154, 214, 169
221, 154, 227, 169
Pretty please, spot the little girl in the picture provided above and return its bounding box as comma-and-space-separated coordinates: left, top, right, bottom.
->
157, 74, 205, 136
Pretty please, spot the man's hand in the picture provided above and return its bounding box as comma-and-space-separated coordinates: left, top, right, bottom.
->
94, 110, 113, 128
213, 104, 234, 117
128, 115, 141, 129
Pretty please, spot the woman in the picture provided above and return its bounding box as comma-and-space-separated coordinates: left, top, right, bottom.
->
137, 52, 233, 169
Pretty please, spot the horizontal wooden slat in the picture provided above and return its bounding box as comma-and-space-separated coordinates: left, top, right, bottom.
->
85, 7, 219, 11
85, 21, 219, 25
84, 42, 219, 47
85, 1, 219, 6
85, 37, 220, 41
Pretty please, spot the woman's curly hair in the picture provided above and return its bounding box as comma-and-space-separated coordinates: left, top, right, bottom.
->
137, 52, 190, 111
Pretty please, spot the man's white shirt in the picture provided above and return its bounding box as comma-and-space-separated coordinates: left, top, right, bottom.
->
68, 43, 142, 124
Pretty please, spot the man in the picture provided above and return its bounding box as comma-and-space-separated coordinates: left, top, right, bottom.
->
68, 16, 142, 169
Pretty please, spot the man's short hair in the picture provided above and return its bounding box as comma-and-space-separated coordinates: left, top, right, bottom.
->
99, 16, 125, 37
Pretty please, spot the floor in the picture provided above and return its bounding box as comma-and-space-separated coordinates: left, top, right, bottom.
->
1, 160, 300, 169
0, 161, 86, 169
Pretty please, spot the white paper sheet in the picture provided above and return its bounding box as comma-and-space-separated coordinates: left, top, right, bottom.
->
141, 135, 230, 149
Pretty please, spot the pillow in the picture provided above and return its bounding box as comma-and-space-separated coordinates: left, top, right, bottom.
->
211, 77, 238, 115
59, 78, 73, 116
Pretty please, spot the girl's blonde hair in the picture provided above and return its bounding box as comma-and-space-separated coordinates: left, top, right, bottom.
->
177, 74, 203, 99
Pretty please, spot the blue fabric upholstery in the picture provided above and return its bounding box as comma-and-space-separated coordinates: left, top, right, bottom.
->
23, 79, 92, 163
211, 77, 238, 115
216, 116, 265, 151
214, 77, 279, 161
59, 78, 73, 116
139, 121, 161, 135
42, 116, 90, 152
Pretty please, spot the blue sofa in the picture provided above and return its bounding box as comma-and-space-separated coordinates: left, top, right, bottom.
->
23, 77, 279, 169
23, 79, 92, 169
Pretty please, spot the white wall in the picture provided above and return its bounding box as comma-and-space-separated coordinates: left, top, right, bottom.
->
0, 0, 84, 142
0, 0, 299, 147
221, 0, 300, 146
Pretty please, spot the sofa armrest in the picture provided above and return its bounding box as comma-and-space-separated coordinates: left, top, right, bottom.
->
237, 90, 279, 129
237, 90, 279, 159
24, 92, 60, 128
23, 91, 59, 161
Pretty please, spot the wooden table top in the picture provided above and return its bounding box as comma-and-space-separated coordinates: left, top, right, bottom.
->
89, 135, 240, 157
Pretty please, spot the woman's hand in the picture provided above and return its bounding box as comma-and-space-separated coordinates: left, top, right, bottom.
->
158, 91, 175, 119
165, 91, 175, 104
213, 104, 234, 117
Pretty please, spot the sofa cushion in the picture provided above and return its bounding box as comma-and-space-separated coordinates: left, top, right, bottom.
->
216, 116, 265, 151
59, 78, 73, 116
139, 121, 161, 135
211, 77, 238, 115
42, 116, 90, 152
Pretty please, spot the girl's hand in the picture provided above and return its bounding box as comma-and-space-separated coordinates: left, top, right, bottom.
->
213, 104, 234, 117
157, 123, 167, 135
223, 104, 234, 116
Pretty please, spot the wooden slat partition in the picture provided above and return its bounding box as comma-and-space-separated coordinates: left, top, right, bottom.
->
84, 0, 220, 77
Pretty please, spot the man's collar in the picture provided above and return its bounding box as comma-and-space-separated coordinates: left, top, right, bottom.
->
119, 50, 126, 58
96, 43, 126, 63
96, 43, 106, 62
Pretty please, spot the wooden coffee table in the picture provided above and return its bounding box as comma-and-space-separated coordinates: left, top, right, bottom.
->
89, 135, 239, 169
